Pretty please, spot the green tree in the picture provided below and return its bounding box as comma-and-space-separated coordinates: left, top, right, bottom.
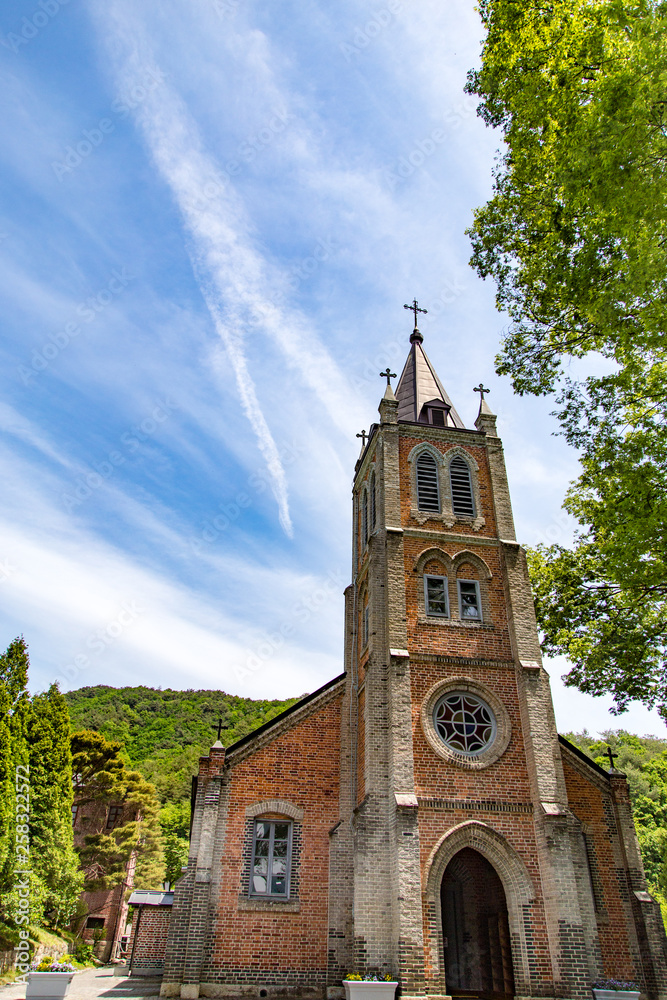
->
159, 801, 190, 887
0, 639, 31, 920
28, 685, 84, 927
72, 731, 164, 892
467, 0, 667, 714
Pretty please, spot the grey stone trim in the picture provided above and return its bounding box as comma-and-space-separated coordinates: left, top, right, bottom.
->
397, 422, 484, 444
420, 676, 511, 770
419, 797, 533, 814
245, 799, 304, 821
409, 653, 515, 668
403, 527, 500, 547
236, 898, 300, 912
413, 546, 493, 579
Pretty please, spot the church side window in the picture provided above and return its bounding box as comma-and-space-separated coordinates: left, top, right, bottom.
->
370, 471, 376, 531
416, 452, 440, 512
458, 580, 482, 621
250, 820, 292, 898
424, 575, 449, 617
449, 456, 475, 517
362, 489, 368, 545
361, 598, 371, 649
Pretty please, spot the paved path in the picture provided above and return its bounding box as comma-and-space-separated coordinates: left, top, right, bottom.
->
0, 967, 161, 1000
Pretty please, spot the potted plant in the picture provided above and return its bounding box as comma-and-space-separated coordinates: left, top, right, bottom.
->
26, 956, 76, 1000
592, 979, 641, 1000
344, 973, 398, 1000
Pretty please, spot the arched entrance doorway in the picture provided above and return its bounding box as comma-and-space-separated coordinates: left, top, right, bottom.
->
441, 847, 515, 999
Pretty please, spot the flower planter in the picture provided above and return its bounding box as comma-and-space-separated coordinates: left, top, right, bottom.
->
26, 971, 75, 1000
592, 992, 641, 1000
344, 982, 398, 1000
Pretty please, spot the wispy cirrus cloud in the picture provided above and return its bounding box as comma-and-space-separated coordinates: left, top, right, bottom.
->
92, 2, 369, 536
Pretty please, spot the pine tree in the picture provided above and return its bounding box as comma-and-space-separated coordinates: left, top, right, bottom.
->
0, 638, 30, 920
28, 684, 83, 927
159, 801, 190, 886
72, 731, 164, 892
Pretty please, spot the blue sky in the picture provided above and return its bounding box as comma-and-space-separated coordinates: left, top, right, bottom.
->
0, 0, 661, 738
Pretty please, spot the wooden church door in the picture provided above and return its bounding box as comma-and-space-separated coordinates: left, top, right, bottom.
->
441, 848, 515, 999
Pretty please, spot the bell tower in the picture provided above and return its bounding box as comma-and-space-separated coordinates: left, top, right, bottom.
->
336, 309, 604, 999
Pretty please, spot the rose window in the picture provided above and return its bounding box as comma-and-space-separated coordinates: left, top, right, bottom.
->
433, 691, 496, 756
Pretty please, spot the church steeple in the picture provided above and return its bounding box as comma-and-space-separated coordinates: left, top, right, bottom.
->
394, 308, 465, 427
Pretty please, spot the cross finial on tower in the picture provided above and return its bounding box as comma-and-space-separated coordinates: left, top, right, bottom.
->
380, 368, 397, 388
212, 717, 225, 743
404, 299, 427, 329
474, 383, 491, 401
605, 745, 619, 770
356, 429, 368, 447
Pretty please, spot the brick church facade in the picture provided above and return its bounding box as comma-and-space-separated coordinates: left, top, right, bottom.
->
159, 321, 667, 1000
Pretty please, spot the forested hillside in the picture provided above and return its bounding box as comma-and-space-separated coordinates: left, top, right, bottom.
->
64, 685, 300, 804
63, 687, 667, 914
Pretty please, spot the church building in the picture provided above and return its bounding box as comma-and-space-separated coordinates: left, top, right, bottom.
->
157, 314, 667, 1000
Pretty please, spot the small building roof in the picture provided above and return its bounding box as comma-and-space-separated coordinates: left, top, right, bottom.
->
128, 889, 174, 907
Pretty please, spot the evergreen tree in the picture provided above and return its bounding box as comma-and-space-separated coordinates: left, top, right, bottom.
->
0, 638, 30, 920
159, 801, 190, 886
28, 685, 83, 927
72, 731, 164, 892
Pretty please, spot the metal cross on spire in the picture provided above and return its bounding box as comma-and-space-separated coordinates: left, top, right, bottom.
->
473, 383, 491, 401
212, 717, 225, 743
605, 746, 619, 770
356, 430, 368, 447
404, 299, 427, 328
380, 368, 397, 388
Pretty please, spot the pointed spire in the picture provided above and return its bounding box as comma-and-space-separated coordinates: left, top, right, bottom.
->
394, 306, 465, 427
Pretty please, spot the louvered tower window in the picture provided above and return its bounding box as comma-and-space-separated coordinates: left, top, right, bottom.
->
416, 452, 440, 512
450, 456, 475, 516
370, 471, 376, 531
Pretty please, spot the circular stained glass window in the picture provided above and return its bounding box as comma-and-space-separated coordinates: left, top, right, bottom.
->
433, 691, 496, 756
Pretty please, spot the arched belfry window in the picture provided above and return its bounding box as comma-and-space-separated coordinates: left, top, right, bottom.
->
450, 455, 475, 517
370, 471, 376, 532
416, 452, 440, 512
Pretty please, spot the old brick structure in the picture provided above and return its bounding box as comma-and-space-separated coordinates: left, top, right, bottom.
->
128, 889, 174, 975
161, 322, 667, 1000
72, 796, 137, 962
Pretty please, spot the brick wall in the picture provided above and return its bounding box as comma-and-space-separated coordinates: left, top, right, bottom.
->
129, 906, 172, 973
198, 693, 343, 988
561, 748, 642, 983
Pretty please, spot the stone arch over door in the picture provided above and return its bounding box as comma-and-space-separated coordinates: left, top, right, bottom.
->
423, 821, 536, 997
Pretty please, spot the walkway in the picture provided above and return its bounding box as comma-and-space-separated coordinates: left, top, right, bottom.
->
0, 967, 161, 1000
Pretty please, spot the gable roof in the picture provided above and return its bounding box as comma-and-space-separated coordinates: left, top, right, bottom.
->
558, 734, 610, 779
225, 672, 346, 759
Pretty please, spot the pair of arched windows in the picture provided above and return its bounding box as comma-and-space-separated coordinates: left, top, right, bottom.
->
416, 452, 475, 517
